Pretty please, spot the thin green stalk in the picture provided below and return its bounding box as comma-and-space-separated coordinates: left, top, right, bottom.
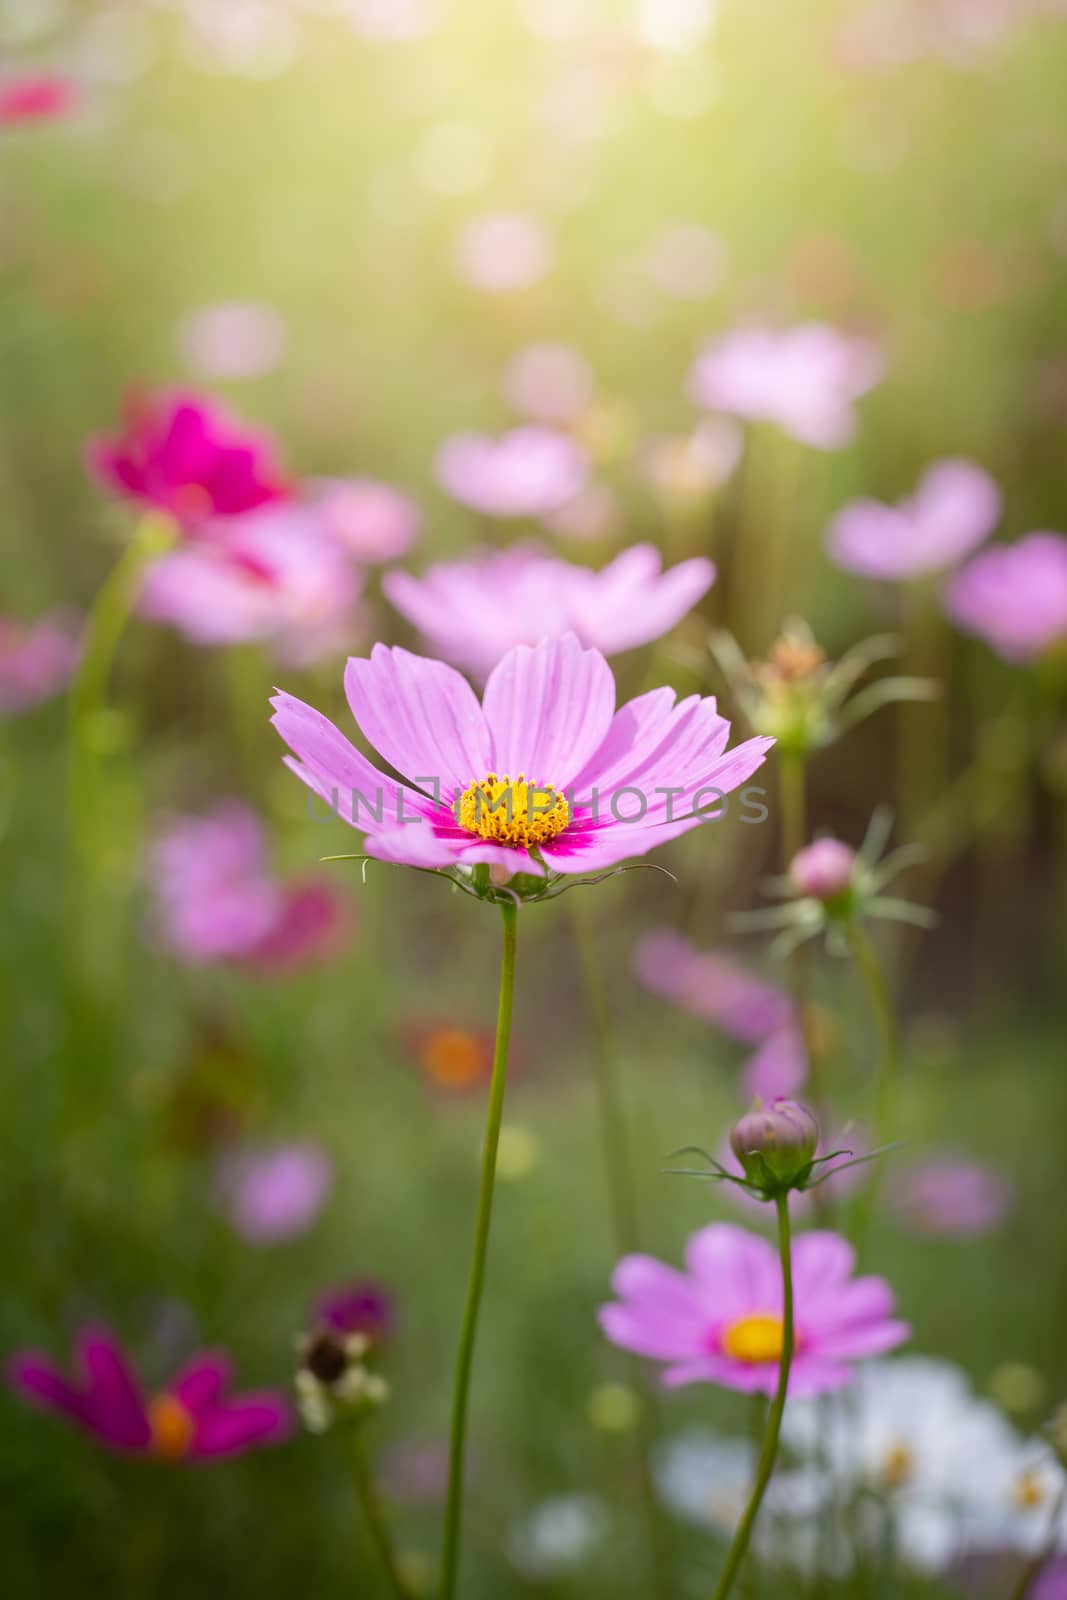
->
846, 921, 897, 1249
439, 899, 518, 1600
342, 1426, 412, 1600
710, 1194, 795, 1600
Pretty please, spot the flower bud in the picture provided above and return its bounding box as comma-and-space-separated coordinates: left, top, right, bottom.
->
789, 838, 856, 903
730, 1098, 819, 1192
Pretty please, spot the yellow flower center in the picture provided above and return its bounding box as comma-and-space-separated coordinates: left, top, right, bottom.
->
880, 1444, 915, 1488
148, 1393, 195, 1461
1014, 1470, 1047, 1511
457, 772, 569, 849
420, 1028, 487, 1090
721, 1313, 784, 1365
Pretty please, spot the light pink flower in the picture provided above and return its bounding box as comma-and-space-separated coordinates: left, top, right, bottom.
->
177, 301, 287, 382
453, 213, 553, 294
270, 633, 773, 879
633, 929, 791, 1043
545, 483, 620, 542
689, 323, 883, 450
643, 223, 726, 300
889, 1155, 1014, 1237
828, 459, 1001, 579
600, 1223, 909, 1397
383, 543, 714, 678
312, 478, 421, 562
435, 427, 588, 518
639, 418, 744, 505
0, 75, 76, 125
138, 503, 361, 659
220, 1143, 333, 1243
504, 344, 594, 424
740, 1027, 809, 1100
0, 610, 81, 716
943, 532, 1067, 662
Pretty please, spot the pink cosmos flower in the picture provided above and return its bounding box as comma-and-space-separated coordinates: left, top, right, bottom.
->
689, 324, 883, 450
138, 503, 360, 659
0, 75, 76, 125
827, 459, 1002, 579
889, 1155, 1014, 1238
8, 1328, 291, 1459
270, 632, 773, 880
453, 213, 553, 293
312, 477, 421, 562
633, 929, 791, 1043
504, 343, 594, 424
600, 1223, 909, 1397
220, 1142, 333, 1243
435, 427, 588, 518
0, 610, 81, 716
943, 533, 1067, 662
383, 543, 715, 678
86, 391, 289, 524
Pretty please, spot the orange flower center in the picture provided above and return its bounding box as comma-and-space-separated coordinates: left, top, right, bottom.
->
148, 1393, 195, 1460
458, 772, 569, 849
420, 1028, 488, 1090
721, 1313, 784, 1365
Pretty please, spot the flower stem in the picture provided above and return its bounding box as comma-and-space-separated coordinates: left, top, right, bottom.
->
439, 898, 518, 1600
710, 1193, 795, 1600
342, 1426, 412, 1600
846, 921, 898, 1249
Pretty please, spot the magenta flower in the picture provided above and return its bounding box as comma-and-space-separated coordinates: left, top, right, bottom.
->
0, 610, 81, 716
314, 1282, 394, 1344
827, 459, 1001, 579
138, 504, 360, 658
600, 1223, 909, 1397
8, 1328, 291, 1459
86, 391, 289, 524
247, 881, 350, 975
220, 1142, 333, 1243
270, 633, 773, 884
435, 427, 588, 519
632, 929, 791, 1042
689, 323, 883, 450
312, 477, 421, 562
0, 74, 76, 125
889, 1155, 1014, 1238
943, 532, 1067, 662
383, 543, 714, 678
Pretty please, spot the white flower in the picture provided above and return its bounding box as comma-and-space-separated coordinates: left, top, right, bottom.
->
507, 1493, 607, 1578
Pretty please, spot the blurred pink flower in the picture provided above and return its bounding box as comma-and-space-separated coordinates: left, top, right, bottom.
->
828, 459, 1001, 579
638, 418, 744, 505
349, 0, 438, 40
138, 503, 361, 659
689, 324, 883, 450
545, 483, 621, 542
313, 1282, 394, 1344
312, 477, 421, 562
271, 633, 772, 879
435, 427, 588, 518
890, 1155, 1014, 1237
86, 391, 289, 525
453, 213, 553, 293
740, 1028, 809, 1100
504, 344, 594, 424
177, 302, 287, 382
633, 929, 791, 1043
943, 533, 1067, 662
789, 838, 857, 901
600, 1224, 909, 1396
643, 224, 726, 300
247, 881, 350, 975
383, 543, 714, 677
220, 1143, 333, 1243
0, 610, 81, 716
8, 1327, 291, 1458
0, 75, 76, 125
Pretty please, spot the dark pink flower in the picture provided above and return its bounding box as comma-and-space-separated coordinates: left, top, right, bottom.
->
86, 391, 289, 524
0, 75, 76, 126
0, 610, 81, 716
314, 1283, 394, 1344
8, 1327, 291, 1459
247, 881, 349, 975
943, 532, 1067, 662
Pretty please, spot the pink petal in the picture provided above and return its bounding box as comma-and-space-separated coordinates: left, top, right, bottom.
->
190, 1395, 293, 1458
790, 1232, 856, 1305
610, 1255, 707, 1322
270, 691, 429, 832
482, 634, 615, 789
344, 644, 492, 796
8, 1352, 99, 1431
597, 1303, 702, 1362
75, 1329, 152, 1449
684, 1224, 780, 1313
812, 1317, 911, 1360
169, 1352, 233, 1417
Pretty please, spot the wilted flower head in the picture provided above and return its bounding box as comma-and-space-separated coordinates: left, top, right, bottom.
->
8, 1327, 291, 1459
435, 427, 588, 518
504, 343, 594, 424
889, 1155, 1014, 1238
219, 1142, 333, 1242
943, 532, 1067, 662
312, 477, 421, 562
271, 633, 772, 899
688, 323, 883, 450
86, 391, 289, 525
453, 213, 553, 293
827, 459, 1001, 580
0, 75, 76, 125
383, 543, 714, 678
600, 1223, 909, 1396
0, 611, 81, 716
730, 1098, 820, 1194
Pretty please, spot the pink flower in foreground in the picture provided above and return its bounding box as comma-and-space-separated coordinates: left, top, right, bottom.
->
890, 1156, 1014, 1238
383, 543, 714, 678
312, 477, 421, 562
220, 1143, 333, 1242
689, 323, 883, 450
0, 75, 76, 125
600, 1223, 909, 1397
0, 610, 81, 716
8, 1328, 291, 1459
435, 427, 588, 518
86, 391, 289, 524
943, 533, 1067, 662
453, 213, 553, 293
271, 633, 773, 880
138, 504, 361, 659
828, 459, 1002, 579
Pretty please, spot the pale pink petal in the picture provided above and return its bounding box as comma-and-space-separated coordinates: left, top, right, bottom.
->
684, 1224, 779, 1313
270, 691, 428, 831
482, 633, 615, 787
597, 1304, 701, 1362
790, 1232, 857, 1304
344, 644, 492, 796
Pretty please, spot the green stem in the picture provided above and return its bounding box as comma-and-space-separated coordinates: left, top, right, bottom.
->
439, 899, 518, 1600
343, 1426, 412, 1600
710, 1194, 795, 1600
846, 921, 898, 1249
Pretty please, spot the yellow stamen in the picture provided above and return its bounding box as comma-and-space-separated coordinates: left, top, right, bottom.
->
721, 1312, 784, 1365
1014, 1469, 1047, 1511
457, 772, 569, 849
881, 1444, 914, 1488
148, 1393, 195, 1460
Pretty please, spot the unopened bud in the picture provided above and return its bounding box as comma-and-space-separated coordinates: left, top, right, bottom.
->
730, 1098, 819, 1192
789, 838, 856, 903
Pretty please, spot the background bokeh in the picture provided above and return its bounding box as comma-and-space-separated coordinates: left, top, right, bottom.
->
3, 1, 1067, 1595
